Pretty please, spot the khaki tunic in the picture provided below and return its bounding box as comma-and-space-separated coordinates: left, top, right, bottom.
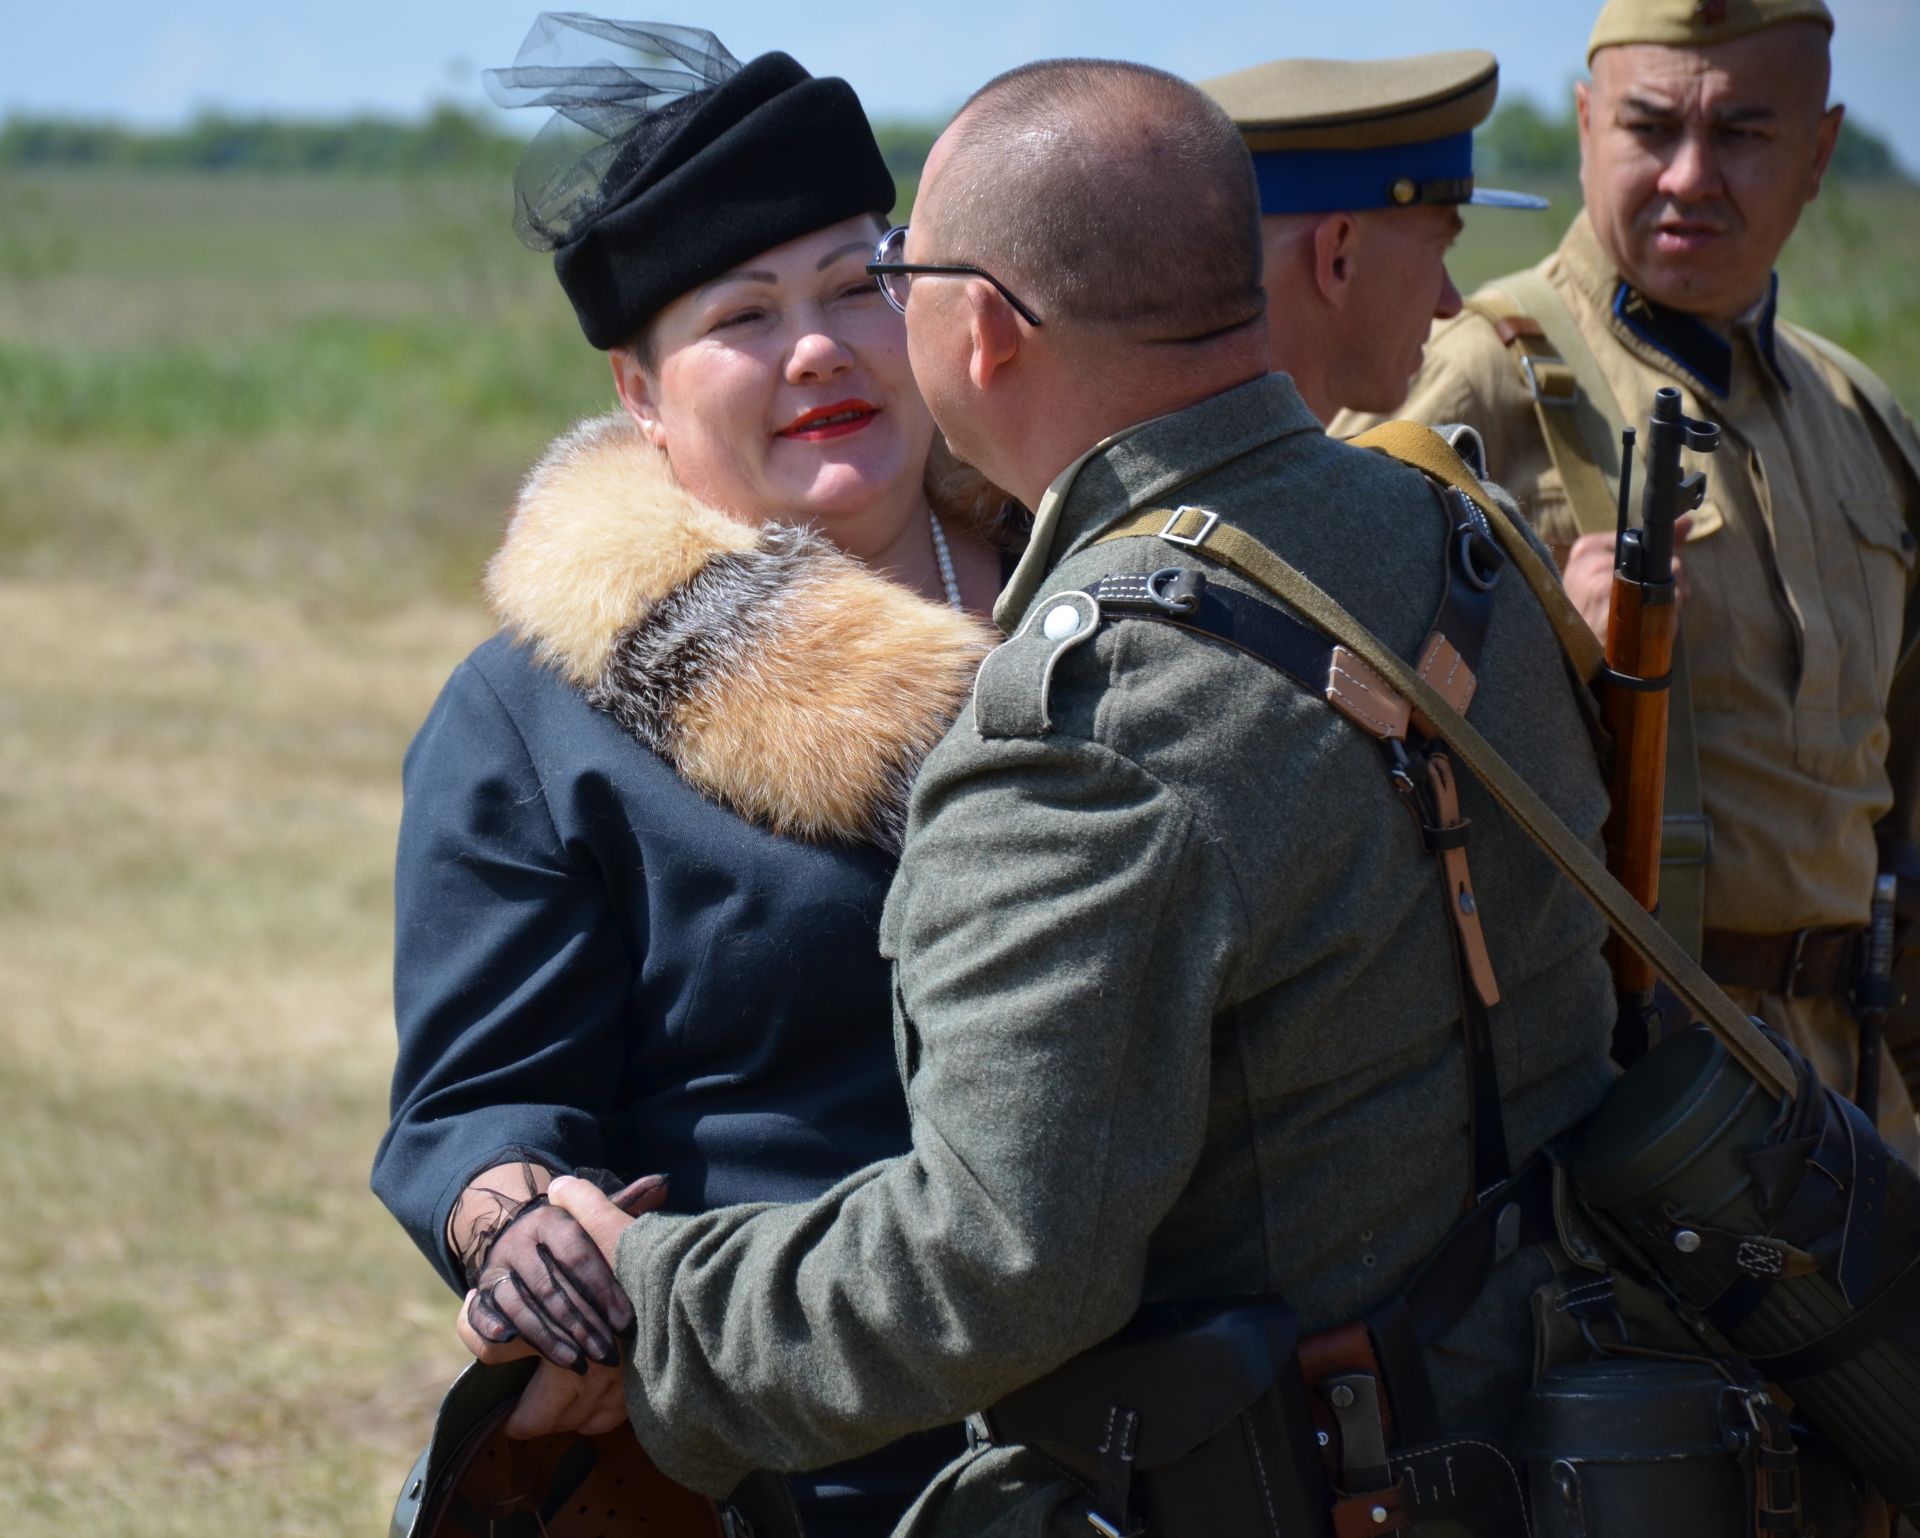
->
1336, 211, 1920, 1153
609, 375, 1619, 1532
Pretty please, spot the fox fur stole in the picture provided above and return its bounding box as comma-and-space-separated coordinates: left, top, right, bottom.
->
485, 413, 1002, 852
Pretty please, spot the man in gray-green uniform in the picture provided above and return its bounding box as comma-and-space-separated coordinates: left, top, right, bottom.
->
1339, 0, 1920, 1158
540, 59, 1620, 1533
1200, 50, 1548, 424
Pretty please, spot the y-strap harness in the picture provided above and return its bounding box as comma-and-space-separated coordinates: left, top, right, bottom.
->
1056, 427, 1799, 1523
1084, 479, 1513, 1210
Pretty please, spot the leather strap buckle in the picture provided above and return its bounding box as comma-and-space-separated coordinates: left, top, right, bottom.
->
1159, 505, 1219, 548
1519, 352, 1577, 408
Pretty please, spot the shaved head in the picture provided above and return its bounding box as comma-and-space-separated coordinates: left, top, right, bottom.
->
923, 59, 1265, 343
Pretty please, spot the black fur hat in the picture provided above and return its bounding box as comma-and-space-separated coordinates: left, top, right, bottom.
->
486, 19, 895, 350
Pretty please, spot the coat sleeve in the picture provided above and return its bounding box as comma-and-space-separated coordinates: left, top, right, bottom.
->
371, 657, 637, 1289
609, 725, 1246, 1497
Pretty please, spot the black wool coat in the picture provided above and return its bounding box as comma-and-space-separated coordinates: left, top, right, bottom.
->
371, 415, 998, 1533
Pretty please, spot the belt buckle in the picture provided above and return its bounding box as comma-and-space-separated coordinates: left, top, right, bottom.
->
1159, 506, 1219, 548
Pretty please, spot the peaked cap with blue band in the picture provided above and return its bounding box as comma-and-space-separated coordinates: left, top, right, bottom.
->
1200, 50, 1546, 216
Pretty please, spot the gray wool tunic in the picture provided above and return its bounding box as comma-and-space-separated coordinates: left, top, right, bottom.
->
611, 373, 1619, 1534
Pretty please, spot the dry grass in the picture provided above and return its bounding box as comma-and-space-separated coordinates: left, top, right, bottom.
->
0, 579, 489, 1533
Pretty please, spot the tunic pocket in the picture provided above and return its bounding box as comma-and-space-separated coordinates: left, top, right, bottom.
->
1840, 494, 1916, 698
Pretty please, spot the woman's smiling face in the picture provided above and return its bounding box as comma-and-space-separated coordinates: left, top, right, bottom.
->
614, 214, 937, 547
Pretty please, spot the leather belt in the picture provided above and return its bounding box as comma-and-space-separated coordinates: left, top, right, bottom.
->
1701, 926, 1863, 1000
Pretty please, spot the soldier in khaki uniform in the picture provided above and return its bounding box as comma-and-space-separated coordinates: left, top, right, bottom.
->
513, 59, 1623, 1535
1339, 0, 1920, 1159
1200, 50, 1548, 424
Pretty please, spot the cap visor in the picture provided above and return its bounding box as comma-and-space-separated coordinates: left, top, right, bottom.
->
1468, 186, 1550, 210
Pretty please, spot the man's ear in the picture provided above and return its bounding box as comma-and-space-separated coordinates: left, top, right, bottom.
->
1807, 102, 1845, 202
965, 279, 1023, 392
1574, 80, 1593, 171
610, 347, 666, 448
1312, 215, 1359, 307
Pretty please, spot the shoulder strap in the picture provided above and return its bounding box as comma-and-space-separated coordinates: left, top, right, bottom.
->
1781, 323, 1920, 494
1346, 421, 1604, 684
1469, 271, 1626, 539
1467, 276, 1712, 962
1091, 506, 1795, 1101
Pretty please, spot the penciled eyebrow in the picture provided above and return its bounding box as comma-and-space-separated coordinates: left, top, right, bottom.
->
696, 267, 779, 299
694, 241, 874, 299
815, 240, 874, 271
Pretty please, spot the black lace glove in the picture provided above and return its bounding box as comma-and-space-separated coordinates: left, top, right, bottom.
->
463, 1170, 663, 1372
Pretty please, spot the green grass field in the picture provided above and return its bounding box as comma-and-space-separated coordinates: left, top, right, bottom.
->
2, 166, 1917, 1535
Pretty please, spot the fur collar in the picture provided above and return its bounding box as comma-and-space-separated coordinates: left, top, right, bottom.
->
486, 414, 998, 851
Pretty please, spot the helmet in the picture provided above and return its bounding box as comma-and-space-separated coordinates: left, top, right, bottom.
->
389, 1358, 802, 1538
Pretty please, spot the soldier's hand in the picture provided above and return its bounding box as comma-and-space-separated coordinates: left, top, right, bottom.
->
461, 1175, 668, 1373
1562, 514, 1692, 642
505, 1359, 631, 1440
546, 1174, 643, 1264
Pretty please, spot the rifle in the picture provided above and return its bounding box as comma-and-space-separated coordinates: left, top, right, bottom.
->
1601, 386, 1719, 1063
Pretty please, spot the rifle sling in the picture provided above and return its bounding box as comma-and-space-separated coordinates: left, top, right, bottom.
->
1089, 504, 1797, 1101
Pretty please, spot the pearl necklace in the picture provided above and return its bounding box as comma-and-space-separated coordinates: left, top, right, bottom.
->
928, 510, 965, 612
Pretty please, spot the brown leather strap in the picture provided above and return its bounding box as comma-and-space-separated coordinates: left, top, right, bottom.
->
1702, 927, 1864, 999
1426, 754, 1500, 1008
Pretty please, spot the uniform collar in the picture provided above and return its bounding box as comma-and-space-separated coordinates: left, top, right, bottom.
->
993, 373, 1321, 631
1559, 210, 1789, 401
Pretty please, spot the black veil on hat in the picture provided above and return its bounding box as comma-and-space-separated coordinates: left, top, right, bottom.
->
485, 15, 897, 349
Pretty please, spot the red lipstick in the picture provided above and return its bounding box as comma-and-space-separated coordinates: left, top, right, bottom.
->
777, 399, 878, 440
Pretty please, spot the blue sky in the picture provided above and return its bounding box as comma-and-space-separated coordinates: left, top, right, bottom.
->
9, 1, 1918, 168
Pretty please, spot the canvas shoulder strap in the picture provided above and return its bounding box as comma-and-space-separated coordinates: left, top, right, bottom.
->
1089, 506, 1795, 1100
1463, 270, 1711, 961
1346, 420, 1604, 683
1466, 268, 1625, 539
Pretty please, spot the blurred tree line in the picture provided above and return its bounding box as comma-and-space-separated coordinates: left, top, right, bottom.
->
0, 108, 945, 178
0, 101, 1905, 180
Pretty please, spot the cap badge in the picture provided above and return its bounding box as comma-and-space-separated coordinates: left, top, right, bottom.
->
1693, 0, 1729, 23
1390, 177, 1418, 206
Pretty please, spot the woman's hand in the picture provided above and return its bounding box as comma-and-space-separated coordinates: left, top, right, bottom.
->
459, 1173, 667, 1373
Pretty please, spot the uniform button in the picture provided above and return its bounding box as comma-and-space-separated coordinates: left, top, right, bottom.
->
1042, 603, 1082, 641
1902, 531, 1915, 553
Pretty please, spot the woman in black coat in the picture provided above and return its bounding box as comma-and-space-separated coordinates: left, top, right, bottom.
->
370, 20, 1012, 1533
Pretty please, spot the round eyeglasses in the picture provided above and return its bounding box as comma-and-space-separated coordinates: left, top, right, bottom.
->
866, 225, 1044, 327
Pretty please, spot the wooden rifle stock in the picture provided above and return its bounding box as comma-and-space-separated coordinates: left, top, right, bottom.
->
1601, 388, 1719, 1059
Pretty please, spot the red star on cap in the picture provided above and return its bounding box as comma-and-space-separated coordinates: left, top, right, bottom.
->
1694, 0, 1729, 22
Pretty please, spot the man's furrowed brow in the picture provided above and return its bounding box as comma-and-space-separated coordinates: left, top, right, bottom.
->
1621, 94, 1681, 118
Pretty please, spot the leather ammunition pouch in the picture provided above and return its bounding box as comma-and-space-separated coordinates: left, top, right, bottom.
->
974, 1299, 1332, 1538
